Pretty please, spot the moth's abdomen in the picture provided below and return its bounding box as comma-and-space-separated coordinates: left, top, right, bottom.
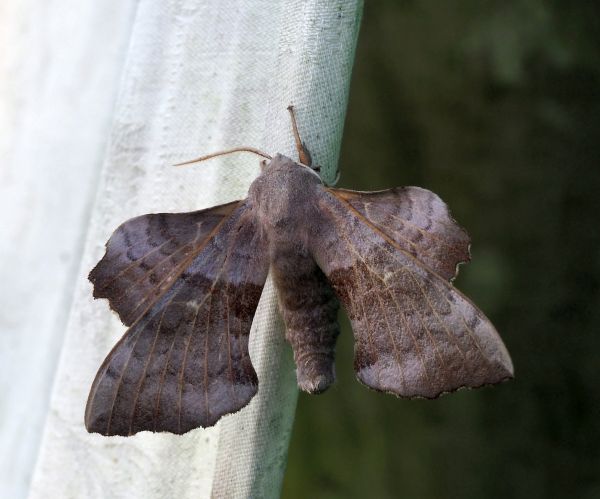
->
271, 249, 340, 394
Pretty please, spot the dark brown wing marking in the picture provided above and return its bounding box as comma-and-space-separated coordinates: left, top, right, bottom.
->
89, 201, 240, 326
329, 187, 470, 281
85, 202, 268, 435
312, 189, 513, 399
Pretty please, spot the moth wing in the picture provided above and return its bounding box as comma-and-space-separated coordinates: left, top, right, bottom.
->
312, 188, 513, 399
85, 201, 269, 435
89, 200, 240, 326
330, 187, 470, 281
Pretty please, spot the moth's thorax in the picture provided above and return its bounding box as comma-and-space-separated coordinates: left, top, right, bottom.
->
248, 154, 322, 238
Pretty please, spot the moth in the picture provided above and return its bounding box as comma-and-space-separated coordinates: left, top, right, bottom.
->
86, 106, 513, 436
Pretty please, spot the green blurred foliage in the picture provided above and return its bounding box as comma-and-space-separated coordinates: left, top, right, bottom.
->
282, 1, 600, 498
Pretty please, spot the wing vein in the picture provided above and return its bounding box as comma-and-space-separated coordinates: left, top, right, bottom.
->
94, 235, 177, 291
225, 291, 238, 405
203, 293, 213, 424
109, 240, 194, 306
387, 212, 465, 248
376, 242, 468, 360
105, 323, 146, 435
430, 279, 487, 359
375, 293, 406, 389
153, 304, 187, 430
118, 203, 241, 324
127, 299, 172, 434
329, 193, 469, 361
177, 301, 201, 433
176, 209, 250, 428
333, 213, 432, 386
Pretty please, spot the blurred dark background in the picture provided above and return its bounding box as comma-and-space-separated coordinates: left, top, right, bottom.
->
283, 1, 600, 498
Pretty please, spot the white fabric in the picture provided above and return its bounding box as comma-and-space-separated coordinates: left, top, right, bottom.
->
1, 1, 363, 498
0, 2, 138, 498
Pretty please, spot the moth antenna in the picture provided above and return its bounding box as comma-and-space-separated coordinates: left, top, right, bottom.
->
287, 105, 313, 167
174, 147, 272, 167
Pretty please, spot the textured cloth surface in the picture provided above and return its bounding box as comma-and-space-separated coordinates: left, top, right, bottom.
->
0, 2, 138, 498
24, 1, 363, 498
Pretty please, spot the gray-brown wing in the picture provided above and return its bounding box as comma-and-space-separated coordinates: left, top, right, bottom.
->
329, 187, 470, 281
89, 200, 240, 326
85, 202, 268, 435
312, 188, 513, 399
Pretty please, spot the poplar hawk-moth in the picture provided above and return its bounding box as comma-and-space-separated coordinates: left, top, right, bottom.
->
85, 107, 513, 436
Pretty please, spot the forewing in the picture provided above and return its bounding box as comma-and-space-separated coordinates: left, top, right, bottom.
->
328, 187, 470, 281
85, 202, 268, 435
313, 189, 513, 399
89, 200, 240, 326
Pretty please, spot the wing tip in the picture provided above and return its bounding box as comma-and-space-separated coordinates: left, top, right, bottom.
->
88, 261, 102, 294
87, 258, 111, 301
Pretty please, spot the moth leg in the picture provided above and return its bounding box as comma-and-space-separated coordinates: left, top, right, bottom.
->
272, 249, 340, 394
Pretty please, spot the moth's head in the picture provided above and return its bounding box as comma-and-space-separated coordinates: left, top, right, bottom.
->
248, 154, 324, 218
259, 153, 322, 183
261, 154, 323, 184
